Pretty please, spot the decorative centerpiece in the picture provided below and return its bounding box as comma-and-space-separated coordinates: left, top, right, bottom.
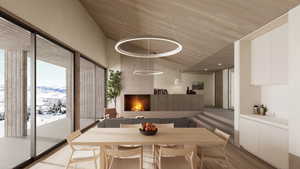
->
139, 123, 158, 136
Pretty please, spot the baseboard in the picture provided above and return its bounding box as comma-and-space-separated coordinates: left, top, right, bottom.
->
289, 153, 300, 169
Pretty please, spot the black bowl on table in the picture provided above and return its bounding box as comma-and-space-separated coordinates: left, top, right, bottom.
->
139, 128, 158, 136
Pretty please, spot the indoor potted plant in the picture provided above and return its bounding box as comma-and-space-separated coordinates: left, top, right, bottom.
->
106, 70, 122, 112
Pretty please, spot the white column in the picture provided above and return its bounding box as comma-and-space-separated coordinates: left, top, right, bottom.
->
288, 5, 300, 157
234, 40, 261, 146
4, 49, 27, 137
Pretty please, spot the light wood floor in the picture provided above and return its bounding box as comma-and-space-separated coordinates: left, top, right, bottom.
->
27, 143, 275, 169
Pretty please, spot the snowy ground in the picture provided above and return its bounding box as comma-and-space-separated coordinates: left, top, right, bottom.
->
0, 114, 66, 137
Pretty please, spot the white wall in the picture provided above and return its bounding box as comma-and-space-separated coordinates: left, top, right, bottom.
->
106, 39, 121, 71
288, 5, 300, 157
0, 0, 107, 66
106, 39, 122, 111
260, 85, 289, 120
153, 59, 215, 106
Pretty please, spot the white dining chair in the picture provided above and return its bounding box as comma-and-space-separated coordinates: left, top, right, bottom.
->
156, 145, 196, 169
119, 124, 143, 148
152, 123, 176, 163
153, 123, 196, 169
104, 123, 143, 169
66, 130, 100, 169
198, 128, 231, 169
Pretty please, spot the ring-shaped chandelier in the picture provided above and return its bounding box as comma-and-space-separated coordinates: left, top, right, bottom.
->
133, 69, 164, 76
114, 36, 183, 58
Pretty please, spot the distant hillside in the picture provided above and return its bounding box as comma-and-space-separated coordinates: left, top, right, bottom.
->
0, 86, 65, 93
36, 86, 66, 93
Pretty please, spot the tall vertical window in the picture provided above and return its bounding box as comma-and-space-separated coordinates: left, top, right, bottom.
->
80, 58, 95, 129
0, 18, 33, 169
95, 66, 105, 118
36, 35, 73, 154
80, 57, 105, 129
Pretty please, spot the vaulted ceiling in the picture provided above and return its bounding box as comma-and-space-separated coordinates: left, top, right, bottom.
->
80, 0, 300, 72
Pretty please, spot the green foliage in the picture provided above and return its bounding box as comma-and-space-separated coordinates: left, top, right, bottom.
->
106, 70, 122, 108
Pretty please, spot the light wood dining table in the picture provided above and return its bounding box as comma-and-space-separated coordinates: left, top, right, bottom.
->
73, 127, 225, 169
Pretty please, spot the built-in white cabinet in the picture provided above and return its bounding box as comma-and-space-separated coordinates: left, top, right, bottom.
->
259, 122, 289, 169
251, 24, 288, 85
239, 117, 260, 155
240, 115, 288, 169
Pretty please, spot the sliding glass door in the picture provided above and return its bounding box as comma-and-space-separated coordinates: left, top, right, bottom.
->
36, 35, 74, 154
0, 17, 33, 169
0, 14, 106, 168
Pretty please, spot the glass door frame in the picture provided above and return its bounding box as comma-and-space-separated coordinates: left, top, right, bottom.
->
0, 8, 107, 168
0, 11, 76, 168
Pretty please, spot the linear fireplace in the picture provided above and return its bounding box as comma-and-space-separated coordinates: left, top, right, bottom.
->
124, 95, 151, 111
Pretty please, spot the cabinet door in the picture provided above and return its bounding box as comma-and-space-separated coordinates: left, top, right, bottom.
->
270, 24, 288, 84
251, 32, 272, 85
259, 123, 288, 169
157, 95, 169, 111
239, 118, 260, 154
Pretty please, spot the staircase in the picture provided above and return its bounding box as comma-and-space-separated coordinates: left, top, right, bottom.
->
190, 108, 234, 138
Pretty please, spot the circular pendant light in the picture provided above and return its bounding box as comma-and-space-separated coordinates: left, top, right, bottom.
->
114, 36, 183, 58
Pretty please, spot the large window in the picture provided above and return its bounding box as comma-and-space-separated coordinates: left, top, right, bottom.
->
0, 14, 106, 168
0, 18, 33, 169
36, 35, 74, 154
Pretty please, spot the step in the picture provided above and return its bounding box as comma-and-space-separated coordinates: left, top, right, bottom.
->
190, 117, 214, 130
194, 114, 234, 135
202, 111, 234, 127
190, 116, 234, 144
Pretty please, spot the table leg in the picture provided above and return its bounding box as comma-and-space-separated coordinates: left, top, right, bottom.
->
193, 145, 199, 169
100, 145, 106, 169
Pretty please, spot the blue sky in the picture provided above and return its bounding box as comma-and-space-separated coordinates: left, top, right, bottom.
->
0, 49, 66, 88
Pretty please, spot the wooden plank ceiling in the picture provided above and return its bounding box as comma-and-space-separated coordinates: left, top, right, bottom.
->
80, 0, 300, 72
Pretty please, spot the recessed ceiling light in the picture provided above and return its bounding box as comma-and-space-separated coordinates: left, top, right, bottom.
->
218, 63, 222, 66
204, 68, 208, 71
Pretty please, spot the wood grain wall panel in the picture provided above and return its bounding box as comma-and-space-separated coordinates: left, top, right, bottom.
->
149, 95, 203, 111
74, 52, 81, 130
215, 70, 223, 107
4, 49, 27, 136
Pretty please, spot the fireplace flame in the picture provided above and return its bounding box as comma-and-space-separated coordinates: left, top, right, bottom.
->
131, 100, 144, 111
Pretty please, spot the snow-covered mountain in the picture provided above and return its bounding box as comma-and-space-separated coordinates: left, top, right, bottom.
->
37, 86, 66, 93
0, 85, 66, 113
